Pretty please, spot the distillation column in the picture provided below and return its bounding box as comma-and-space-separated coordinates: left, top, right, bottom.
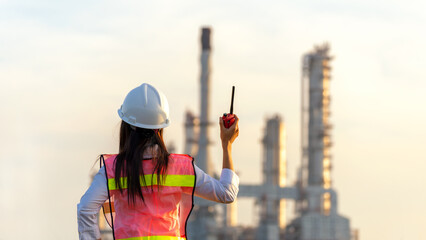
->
187, 27, 218, 240
301, 44, 333, 214
295, 44, 351, 240
197, 27, 214, 176
257, 115, 287, 240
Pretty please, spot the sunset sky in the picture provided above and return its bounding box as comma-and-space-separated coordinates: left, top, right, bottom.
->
1, 1, 425, 239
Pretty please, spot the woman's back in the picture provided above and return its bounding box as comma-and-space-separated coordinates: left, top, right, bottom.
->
103, 153, 195, 239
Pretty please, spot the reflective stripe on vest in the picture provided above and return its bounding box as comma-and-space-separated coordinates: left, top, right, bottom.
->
108, 174, 195, 190
102, 154, 195, 240
115, 236, 186, 240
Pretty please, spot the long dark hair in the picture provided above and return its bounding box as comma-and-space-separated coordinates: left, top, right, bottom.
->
114, 121, 169, 205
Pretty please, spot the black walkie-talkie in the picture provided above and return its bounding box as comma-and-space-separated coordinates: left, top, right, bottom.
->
222, 86, 236, 128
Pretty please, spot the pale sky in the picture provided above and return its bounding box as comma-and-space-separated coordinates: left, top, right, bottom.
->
1, 1, 425, 239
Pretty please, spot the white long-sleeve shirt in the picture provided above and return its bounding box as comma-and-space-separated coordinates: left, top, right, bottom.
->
77, 163, 239, 240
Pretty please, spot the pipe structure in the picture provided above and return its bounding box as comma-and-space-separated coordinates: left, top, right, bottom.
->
197, 27, 214, 176
187, 27, 219, 240
285, 44, 352, 240
184, 110, 199, 156
301, 44, 333, 214
256, 115, 287, 240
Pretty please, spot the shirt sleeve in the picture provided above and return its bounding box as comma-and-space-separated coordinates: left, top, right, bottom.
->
77, 166, 108, 240
193, 165, 240, 203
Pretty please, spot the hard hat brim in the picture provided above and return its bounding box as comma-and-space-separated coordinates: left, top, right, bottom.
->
118, 109, 170, 129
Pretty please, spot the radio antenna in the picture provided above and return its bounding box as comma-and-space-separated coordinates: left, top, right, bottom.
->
230, 86, 235, 114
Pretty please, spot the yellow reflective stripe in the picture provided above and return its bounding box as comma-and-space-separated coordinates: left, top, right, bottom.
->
117, 236, 186, 240
108, 174, 195, 190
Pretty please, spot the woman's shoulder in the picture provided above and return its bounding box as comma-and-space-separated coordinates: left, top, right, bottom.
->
102, 154, 117, 161
168, 153, 194, 163
101, 154, 118, 176
169, 153, 193, 158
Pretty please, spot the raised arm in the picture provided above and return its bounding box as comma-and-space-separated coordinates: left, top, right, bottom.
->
192, 115, 240, 203
219, 115, 239, 171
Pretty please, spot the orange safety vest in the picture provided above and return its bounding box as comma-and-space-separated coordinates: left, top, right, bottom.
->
101, 154, 196, 240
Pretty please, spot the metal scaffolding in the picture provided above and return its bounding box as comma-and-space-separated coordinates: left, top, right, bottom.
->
285, 44, 353, 240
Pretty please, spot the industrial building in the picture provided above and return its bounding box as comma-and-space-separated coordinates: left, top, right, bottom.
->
283, 44, 354, 240
185, 29, 357, 240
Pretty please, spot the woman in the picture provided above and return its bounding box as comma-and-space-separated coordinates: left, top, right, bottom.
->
77, 83, 239, 240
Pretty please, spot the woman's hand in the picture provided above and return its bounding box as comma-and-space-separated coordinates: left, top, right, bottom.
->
219, 115, 239, 149
219, 115, 239, 171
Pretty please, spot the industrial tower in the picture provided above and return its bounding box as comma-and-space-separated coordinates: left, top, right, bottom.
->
255, 115, 289, 239
284, 44, 353, 240
186, 27, 237, 240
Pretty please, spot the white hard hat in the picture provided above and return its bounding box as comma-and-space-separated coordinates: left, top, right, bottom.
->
117, 83, 170, 129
